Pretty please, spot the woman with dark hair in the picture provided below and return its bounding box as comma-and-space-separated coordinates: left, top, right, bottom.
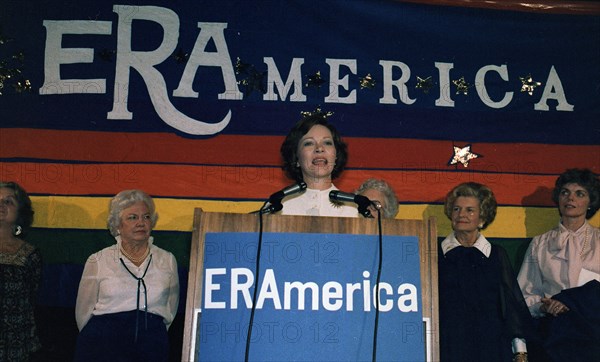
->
279, 112, 357, 217
438, 182, 533, 362
74, 189, 179, 362
517, 168, 600, 361
0, 181, 42, 361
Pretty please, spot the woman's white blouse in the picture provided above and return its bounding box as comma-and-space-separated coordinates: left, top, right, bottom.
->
517, 221, 600, 317
281, 185, 358, 217
75, 236, 180, 331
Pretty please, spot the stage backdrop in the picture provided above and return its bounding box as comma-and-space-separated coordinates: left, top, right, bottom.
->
1, 0, 599, 359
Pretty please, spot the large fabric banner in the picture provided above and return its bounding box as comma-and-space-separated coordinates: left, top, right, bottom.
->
2, 1, 598, 360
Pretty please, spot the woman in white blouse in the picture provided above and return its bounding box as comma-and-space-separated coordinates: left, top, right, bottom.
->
279, 112, 357, 217
517, 168, 600, 361
74, 190, 179, 362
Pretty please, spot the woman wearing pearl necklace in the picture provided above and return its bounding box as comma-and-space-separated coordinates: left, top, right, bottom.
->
518, 168, 600, 361
74, 190, 179, 362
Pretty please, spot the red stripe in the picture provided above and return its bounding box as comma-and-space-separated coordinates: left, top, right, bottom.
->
1, 161, 559, 206
2, 129, 598, 175
1, 128, 282, 166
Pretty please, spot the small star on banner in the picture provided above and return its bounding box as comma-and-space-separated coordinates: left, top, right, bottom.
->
448, 144, 481, 168
415, 76, 434, 94
0, 34, 31, 96
300, 107, 333, 120
234, 57, 251, 75
234, 57, 267, 96
359, 73, 376, 89
519, 74, 542, 96
13, 78, 31, 93
452, 76, 471, 95
305, 71, 326, 88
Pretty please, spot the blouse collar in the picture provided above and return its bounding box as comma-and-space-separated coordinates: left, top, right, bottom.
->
441, 232, 492, 258
550, 220, 590, 255
558, 219, 589, 236
115, 235, 154, 248
304, 184, 338, 193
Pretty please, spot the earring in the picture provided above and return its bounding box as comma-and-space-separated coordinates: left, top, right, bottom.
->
15, 225, 23, 236
295, 162, 300, 168
478, 223, 484, 229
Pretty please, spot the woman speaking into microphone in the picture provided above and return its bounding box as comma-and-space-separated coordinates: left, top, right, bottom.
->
279, 111, 357, 217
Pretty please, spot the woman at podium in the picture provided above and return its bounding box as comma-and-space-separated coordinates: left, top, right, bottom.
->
438, 182, 533, 362
279, 111, 357, 217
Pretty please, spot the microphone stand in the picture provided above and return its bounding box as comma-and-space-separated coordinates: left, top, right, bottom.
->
246, 194, 286, 359
246, 203, 267, 361
250, 200, 283, 215
372, 207, 383, 362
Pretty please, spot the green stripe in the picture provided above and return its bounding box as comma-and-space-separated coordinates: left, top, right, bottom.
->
27, 228, 192, 268
29, 228, 533, 272
489, 238, 532, 273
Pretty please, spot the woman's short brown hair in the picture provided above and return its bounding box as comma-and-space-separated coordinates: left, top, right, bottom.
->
444, 182, 497, 230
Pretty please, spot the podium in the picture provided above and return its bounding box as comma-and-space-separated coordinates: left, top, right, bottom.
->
182, 210, 439, 361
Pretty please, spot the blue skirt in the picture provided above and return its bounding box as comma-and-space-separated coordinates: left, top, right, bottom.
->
74, 311, 169, 362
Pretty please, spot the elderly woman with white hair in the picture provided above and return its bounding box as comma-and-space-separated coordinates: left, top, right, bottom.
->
356, 178, 399, 219
74, 190, 179, 362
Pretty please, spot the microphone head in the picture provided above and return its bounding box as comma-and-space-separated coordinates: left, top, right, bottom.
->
329, 190, 371, 206
269, 181, 308, 202
297, 181, 308, 192
328, 190, 353, 202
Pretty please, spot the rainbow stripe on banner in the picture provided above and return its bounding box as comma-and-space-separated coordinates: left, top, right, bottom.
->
0, 1, 599, 359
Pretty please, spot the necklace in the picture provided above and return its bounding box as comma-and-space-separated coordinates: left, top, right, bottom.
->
120, 245, 150, 264
580, 227, 589, 258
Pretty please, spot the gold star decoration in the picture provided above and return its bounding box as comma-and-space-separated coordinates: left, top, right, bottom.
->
13, 79, 31, 93
305, 71, 326, 88
519, 74, 542, 96
415, 76, 434, 94
452, 76, 471, 95
359, 73, 376, 89
448, 144, 481, 167
0, 35, 31, 96
234, 57, 251, 74
300, 107, 334, 120
235, 57, 267, 96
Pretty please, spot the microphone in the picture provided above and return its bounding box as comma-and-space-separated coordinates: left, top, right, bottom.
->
329, 190, 373, 218
260, 182, 307, 214
268, 181, 307, 202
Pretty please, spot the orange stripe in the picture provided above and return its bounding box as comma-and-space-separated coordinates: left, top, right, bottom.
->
347, 138, 599, 174
1, 161, 559, 206
2, 129, 598, 175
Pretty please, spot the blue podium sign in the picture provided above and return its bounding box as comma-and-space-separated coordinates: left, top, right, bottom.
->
197, 231, 424, 361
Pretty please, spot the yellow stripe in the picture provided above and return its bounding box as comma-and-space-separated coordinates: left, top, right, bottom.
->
30, 196, 599, 237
